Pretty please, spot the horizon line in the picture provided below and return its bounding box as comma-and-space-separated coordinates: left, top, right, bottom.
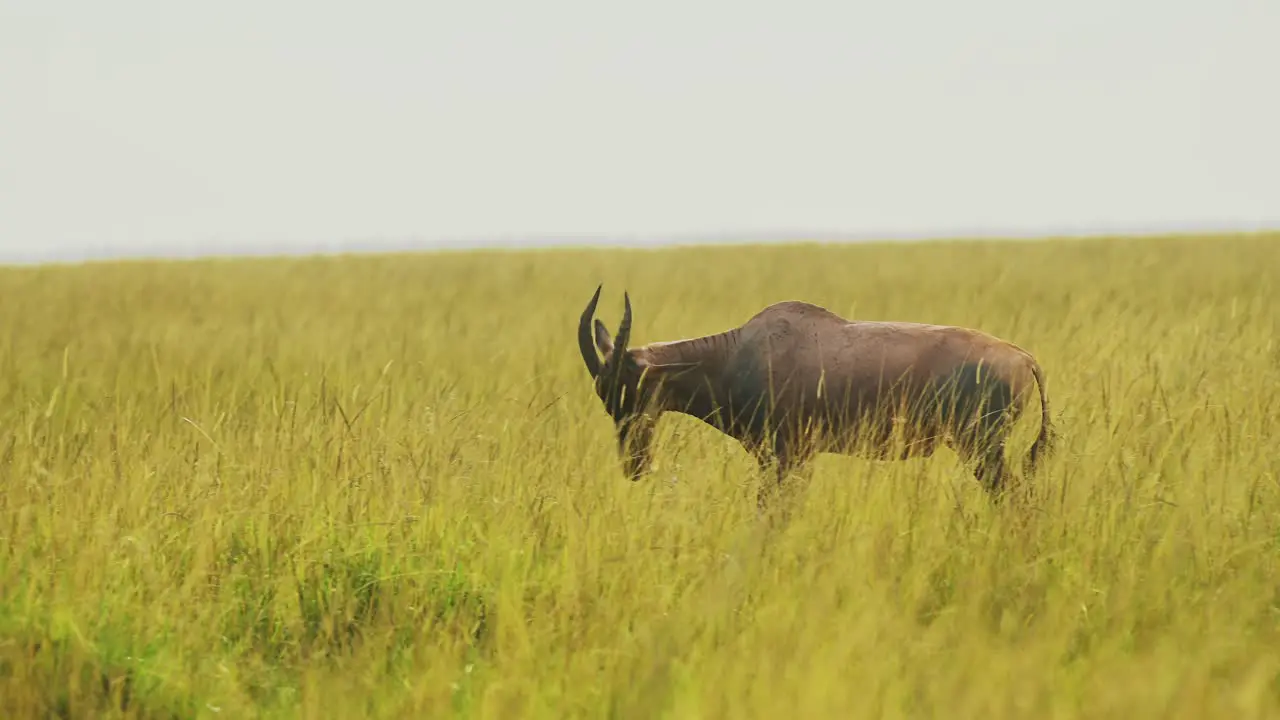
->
2, 221, 1277, 268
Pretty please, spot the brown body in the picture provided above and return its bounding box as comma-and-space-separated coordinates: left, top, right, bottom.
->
578, 287, 1054, 507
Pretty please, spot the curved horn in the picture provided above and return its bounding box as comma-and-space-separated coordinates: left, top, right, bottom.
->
578, 284, 604, 377
613, 291, 632, 355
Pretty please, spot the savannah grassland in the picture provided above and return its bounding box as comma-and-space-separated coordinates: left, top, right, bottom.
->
1, 234, 1278, 719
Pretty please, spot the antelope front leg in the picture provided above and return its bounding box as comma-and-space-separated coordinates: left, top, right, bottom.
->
755, 439, 810, 515
754, 454, 779, 512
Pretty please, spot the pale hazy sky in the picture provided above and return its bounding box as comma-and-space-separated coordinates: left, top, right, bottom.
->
1, 0, 1277, 262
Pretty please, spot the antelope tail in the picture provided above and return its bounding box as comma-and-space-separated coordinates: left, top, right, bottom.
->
1023, 359, 1055, 476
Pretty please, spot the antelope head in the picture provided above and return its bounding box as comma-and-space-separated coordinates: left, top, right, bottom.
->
577, 284, 658, 480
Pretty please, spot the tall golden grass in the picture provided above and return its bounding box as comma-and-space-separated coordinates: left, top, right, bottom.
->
1, 233, 1278, 718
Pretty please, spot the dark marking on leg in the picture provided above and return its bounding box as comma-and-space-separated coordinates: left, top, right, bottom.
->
755, 451, 780, 512
755, 427, 816, 515
972, 442, 1012, 501
934, 362, 1018, 502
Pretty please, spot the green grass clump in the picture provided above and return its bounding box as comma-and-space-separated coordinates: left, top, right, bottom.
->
1, 233, 1278, 718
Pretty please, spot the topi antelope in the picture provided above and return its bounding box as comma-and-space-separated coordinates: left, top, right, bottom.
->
577, 285, 1055, 508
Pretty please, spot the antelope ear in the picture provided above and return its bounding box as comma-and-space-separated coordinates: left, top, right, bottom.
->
593, 318, 614, 356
